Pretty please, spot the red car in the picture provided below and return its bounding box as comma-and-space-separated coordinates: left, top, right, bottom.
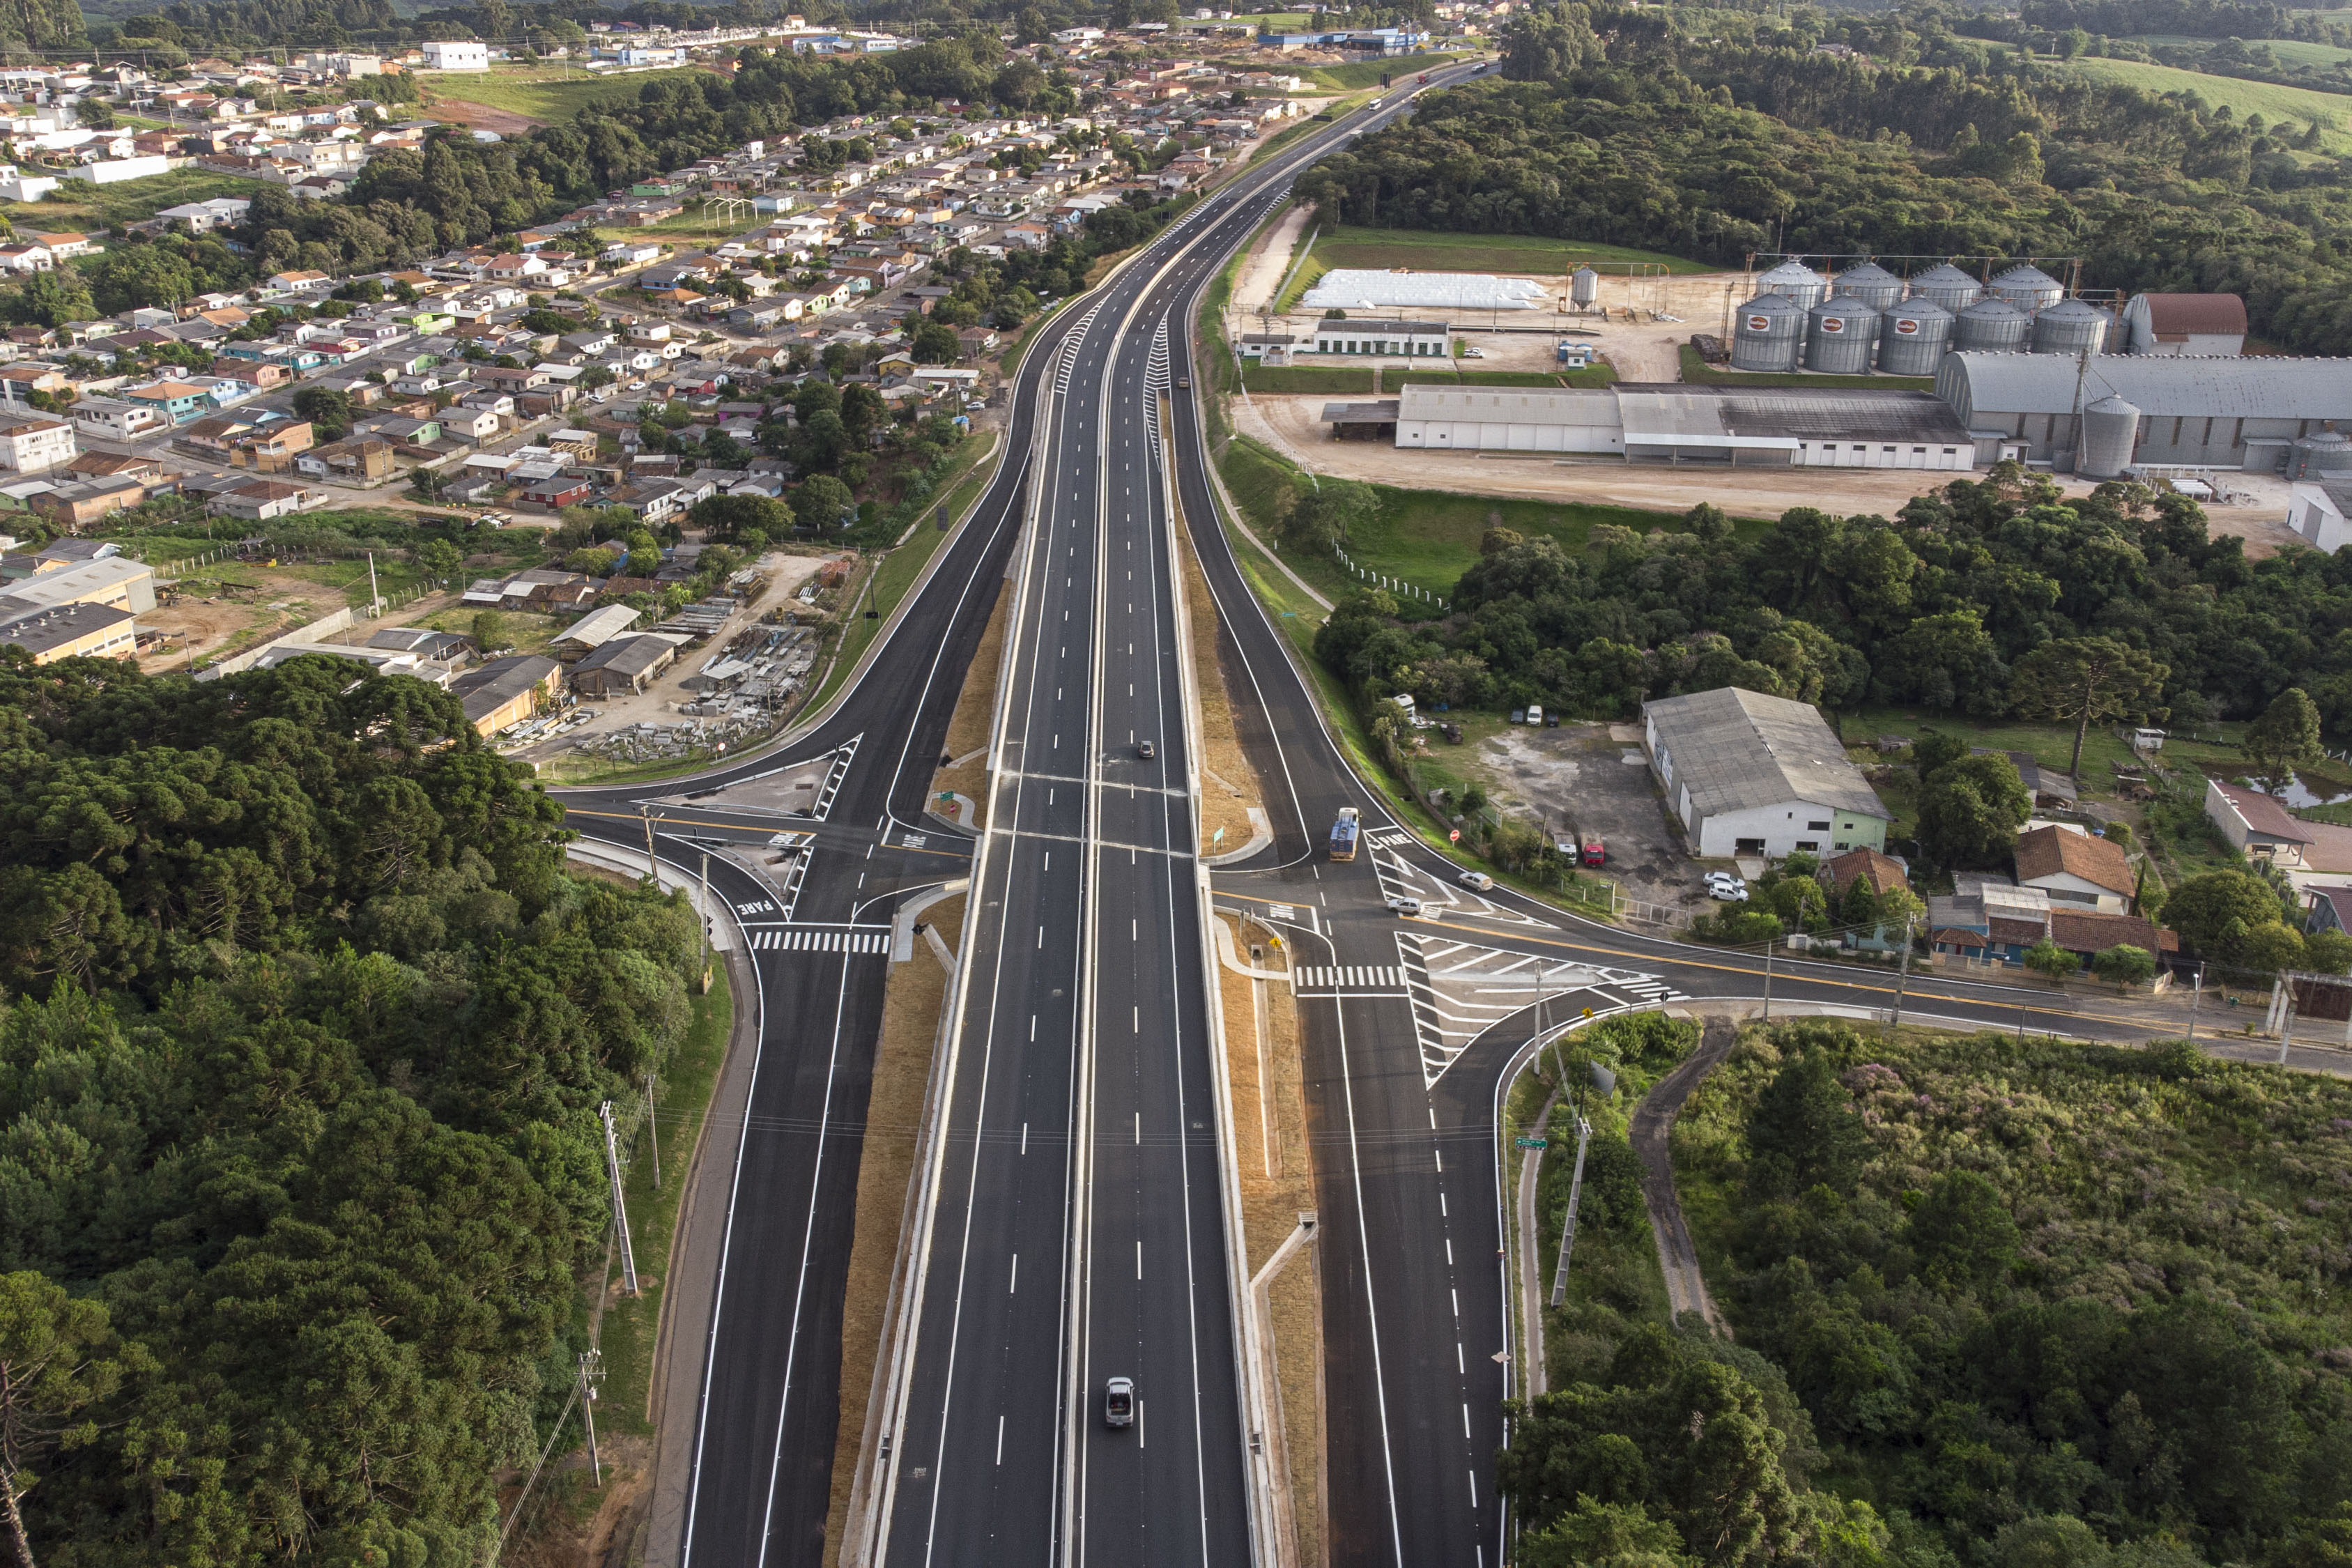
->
1581, 834, 1606, 868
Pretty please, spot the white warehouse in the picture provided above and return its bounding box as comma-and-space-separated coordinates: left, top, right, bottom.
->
1643, 686, 1890, 859
1384, 383, 1977, 469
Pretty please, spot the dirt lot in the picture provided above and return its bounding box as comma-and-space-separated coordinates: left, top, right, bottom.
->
1240, 393, 2313, 552
1463, 721, 1716, 918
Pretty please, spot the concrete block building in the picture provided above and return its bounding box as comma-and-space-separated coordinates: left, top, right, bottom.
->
1935, 353, 2352, 472
1641, 686, 1889, 859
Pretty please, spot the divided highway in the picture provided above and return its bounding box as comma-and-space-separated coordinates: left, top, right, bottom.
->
558, 64, 1493, 1568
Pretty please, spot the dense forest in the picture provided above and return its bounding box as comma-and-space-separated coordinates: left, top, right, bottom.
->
0, 651, 705, 1562
1505, 1020, 2352, 1567
1312, 468, 2352, 746
1293, 2, 2352, 359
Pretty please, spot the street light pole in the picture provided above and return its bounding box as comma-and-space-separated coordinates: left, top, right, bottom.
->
1886, 914, 1916, 1038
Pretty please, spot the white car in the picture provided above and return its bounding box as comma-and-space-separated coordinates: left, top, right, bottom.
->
1705, 873, 1748, 902
1456, 870, 1493, 891
1385, 894, 1424, 916
1461, 346, 1486, 359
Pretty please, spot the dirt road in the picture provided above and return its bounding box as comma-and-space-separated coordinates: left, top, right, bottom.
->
1240, 394, 2313, 552
1631, 1015, 1736, 1335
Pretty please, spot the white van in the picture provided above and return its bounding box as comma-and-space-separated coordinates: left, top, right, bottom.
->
1524, 705, 1543, 725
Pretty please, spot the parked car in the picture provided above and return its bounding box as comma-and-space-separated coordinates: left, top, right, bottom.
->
1510, 707, 1527, 723
1457, 870, 1494, 891
1462, 346, 1486, 358
1705, 871, 1748, 902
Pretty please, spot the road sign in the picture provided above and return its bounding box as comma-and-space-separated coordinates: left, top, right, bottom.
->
1514, 1136, 1547, 1149
1581, 1007, 1594, 1019
1449, 829, 1461, 843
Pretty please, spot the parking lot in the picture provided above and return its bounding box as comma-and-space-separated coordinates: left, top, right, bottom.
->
1462, 719, 1717, 918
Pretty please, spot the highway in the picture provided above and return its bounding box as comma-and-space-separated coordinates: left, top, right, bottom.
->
557, 66, 1493, 1568
553, 51, 2309, 1568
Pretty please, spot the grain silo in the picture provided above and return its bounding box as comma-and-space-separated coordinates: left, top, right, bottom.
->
1877, 298, 1955, 376
1953, 297, 2031, 353
1988, 263, 2066, 312
1730, 293, 1806, 372
2077, 394, 2142, 479
2030, 298, 2114, 357
1805, 297, 1881, 374
1756, 259, 1829, 309
1570, 266, 1599, 309
1830, 261, 1905, 312
2287, 430, 2352, 480
1907, 264, 1983, 314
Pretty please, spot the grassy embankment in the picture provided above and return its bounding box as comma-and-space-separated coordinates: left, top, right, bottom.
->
423, 63, 710, 123
2029, 52, 2352, 151
593, 971, 735, 1436
0, 167, 268, 232
1298, 53, 1466, 89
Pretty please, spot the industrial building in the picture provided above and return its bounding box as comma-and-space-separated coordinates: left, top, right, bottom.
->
2289, 478, 2352, 553
1375, 383, 1977, 469
1934, 353, 2352, 475
2120, 293, 2247, 356
1305, 319, 1452, 358
1643, 686, 1891, 859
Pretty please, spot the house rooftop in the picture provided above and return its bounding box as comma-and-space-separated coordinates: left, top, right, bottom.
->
2015, 823, 2133, 895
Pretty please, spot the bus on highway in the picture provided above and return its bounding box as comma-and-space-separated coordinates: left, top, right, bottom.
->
1330, 807, 1360, 861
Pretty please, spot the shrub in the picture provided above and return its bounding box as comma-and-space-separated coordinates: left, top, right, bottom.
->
2091, 944, 2158, 985
2023, 939, 2079, 978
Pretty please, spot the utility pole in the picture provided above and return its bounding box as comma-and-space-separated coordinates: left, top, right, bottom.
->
365, 549, 381, 618
1886, 914, 1915, 1038
1548, 1060, 1614, 1309
577, 1348, 604, 1486
1760, 937, 1774, 1024
2186, 962, 2204, 1043
640, 806, 657, 880
2279, 983, 2298, 1066
699, 850, 714, 967
599, 1101, 640, 1296
645, 1070, 661, 1190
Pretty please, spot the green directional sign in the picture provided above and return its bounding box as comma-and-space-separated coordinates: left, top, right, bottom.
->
1515, 1136, 1548, 1150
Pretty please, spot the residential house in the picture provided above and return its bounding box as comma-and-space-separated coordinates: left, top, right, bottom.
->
2014, 824, 2135, 914
0, 410, 75, 471
206, 479, 321, 519
121, 381, 218, 426
295, 439, 397, 480
229, 421, 316, 472
1974, 747, 2079, 808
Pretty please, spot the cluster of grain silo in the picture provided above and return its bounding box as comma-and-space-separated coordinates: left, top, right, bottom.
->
1729, 259, 2123, 377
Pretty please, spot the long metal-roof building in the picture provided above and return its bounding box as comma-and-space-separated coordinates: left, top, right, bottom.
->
1385, 383, 1974, 469
1935, 352, 2352, 471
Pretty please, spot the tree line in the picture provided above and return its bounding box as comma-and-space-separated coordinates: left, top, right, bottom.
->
0, 651, 706, 1562
1313, 469, 2352, 755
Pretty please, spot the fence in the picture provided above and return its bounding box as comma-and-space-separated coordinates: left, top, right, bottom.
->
1332, 545, 1448, 610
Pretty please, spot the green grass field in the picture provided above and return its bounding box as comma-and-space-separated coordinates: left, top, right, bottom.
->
0, 167, 268, 233
424, 64, 709, 125
2043, 54, 2352, 146
1678, 344, 1932, 391
1299, 54, 1466, 90
1236, 364, 1378, 394
1219, 433, 1769, 605
2133, 33, 2352, 68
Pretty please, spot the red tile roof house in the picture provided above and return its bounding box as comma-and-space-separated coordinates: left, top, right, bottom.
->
2013, 824, 2135, 913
